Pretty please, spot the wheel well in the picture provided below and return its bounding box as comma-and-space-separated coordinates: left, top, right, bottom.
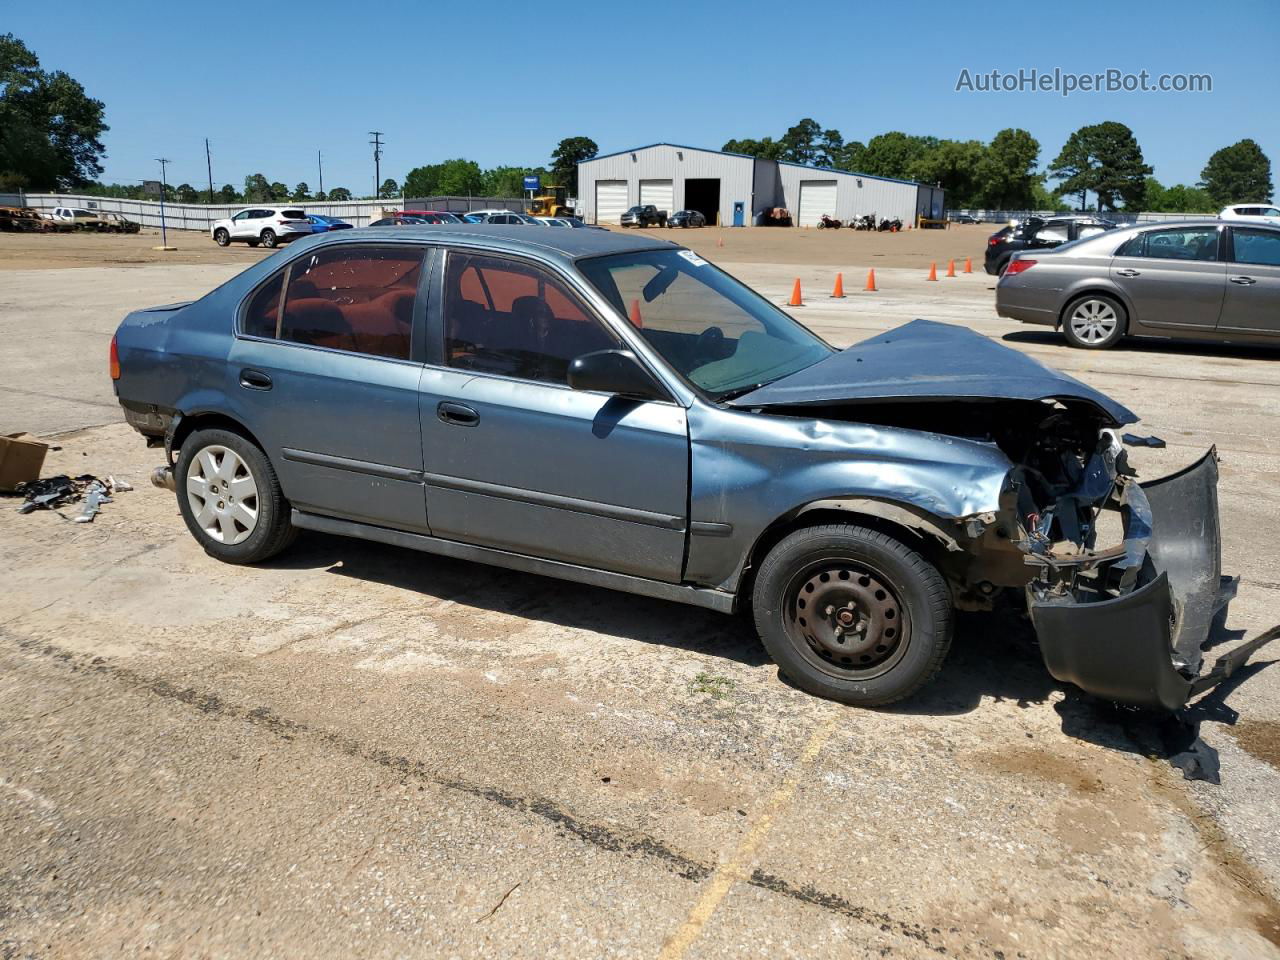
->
738, 507, 959, 606
1058, 288, 1130, 329
169, 412, 265, 462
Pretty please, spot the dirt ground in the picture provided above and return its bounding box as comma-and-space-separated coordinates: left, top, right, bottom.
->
2, 230, 1279, 958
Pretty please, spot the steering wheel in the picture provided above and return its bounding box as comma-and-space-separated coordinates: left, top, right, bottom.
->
693, 326, 725, 364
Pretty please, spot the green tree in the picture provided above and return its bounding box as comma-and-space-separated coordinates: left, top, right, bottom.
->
976, 128, 1040, 208
780, 118, 823, 165
1029, 178, 1069, 212
269, 181, 288, 201
1049, 121, 1151, 211
173, 182, 198, 204
1145, 177, 1216, 213
217, 183, 238, 203
549, 136, 597, 194
243, 173, 271, 201
859, 132, 938, 180
378, 177, 398, 199
909, 140, 986, 207
292, 182, 310, 201
722, 137, 784, 161
327, 186, 351, 201
1199, 139, 1273, 206
0, 33, 108, 190
403, 158, 484, 197
815, 128, 846, 169
481, 165, 528, 197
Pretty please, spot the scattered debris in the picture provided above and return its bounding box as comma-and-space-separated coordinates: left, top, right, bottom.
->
1122, 433, 1167, 448
14, 474, 132, 522
0, 432, 50, 492
475, 880, 522, 923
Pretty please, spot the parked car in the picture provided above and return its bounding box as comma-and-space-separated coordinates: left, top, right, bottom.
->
621, 205, 667, 228
984, 215, 1115, 275
211, 207, 313, 248
996, 220, 1280, 349
369, 216, 428, 227
949, 214, 979, 225
1219, 203, 1280, 227
98, 212, 140, 234
457, 214, 486, 223
49, 206, 107, 230
464, 209, 518, 222
0, 206, 45, 232
110, 225, 1267, 713
667, 210, 707, 228
538, 217, 573, 227
308, 214, 354, 233
402, 211, 463, 224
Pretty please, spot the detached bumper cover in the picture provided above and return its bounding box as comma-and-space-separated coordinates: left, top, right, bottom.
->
1029, 450, 1273, 711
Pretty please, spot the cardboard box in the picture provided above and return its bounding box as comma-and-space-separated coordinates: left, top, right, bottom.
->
0, 433, 49, 492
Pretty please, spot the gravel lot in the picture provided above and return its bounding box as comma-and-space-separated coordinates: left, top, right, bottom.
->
2, 229, 1278, 958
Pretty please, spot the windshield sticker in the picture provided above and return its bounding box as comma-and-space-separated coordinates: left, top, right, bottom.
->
678, 250, 707, 267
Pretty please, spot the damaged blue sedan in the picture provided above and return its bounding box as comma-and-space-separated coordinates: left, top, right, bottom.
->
110, 226, 1270, 711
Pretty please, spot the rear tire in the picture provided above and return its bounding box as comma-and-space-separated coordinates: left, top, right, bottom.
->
213, 228, 230, 246
1061, 293, 1126, 349
176, 428, 296, 564
752, 524, 952, 707
260, 229, 278, 248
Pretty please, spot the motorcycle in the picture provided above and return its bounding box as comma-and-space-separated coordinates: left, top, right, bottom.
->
816, 214, 842, 229
855, 214, 877, 231
877, 217, 903, 232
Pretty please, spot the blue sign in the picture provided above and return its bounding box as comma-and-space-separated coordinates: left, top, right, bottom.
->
523, 175, 541, 192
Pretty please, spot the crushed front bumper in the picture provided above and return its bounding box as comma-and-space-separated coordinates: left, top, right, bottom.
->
1027, 449, 1274, 711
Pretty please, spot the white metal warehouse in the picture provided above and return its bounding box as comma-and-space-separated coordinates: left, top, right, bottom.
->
577, 143, 944, 228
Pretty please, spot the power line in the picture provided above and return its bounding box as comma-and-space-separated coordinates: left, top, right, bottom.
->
369, 131, 384, 199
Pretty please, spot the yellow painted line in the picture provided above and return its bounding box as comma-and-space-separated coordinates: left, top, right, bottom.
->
657, 713, 840, 960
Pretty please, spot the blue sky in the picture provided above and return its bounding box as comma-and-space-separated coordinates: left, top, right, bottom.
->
10, 0, 1277, 195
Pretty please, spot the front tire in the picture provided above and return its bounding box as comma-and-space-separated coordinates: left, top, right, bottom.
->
752, 524, 952, 707
1061, 293, 1126, 349
213, 228, 230, 246
260, 229, 278, 248
176, 428, 296, 564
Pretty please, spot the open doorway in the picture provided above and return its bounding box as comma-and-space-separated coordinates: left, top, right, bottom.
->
683, 178, 720, 226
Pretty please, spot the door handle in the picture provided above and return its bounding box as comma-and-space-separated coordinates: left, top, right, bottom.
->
437, 401, 479, 427
1229, 276, 1257, 285
1115, 268, 1141, 277
239, 368, 272, 390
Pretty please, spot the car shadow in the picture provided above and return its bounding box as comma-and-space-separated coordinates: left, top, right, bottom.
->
261, 530, 770, 667
1001, 330, 1280, 361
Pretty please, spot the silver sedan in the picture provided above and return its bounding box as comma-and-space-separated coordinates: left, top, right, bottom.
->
996, 220, 1280, 349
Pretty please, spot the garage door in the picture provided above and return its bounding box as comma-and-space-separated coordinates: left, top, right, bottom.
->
797, 180, 838, 228
639, 179, 674, 216
595, 180, 628, 225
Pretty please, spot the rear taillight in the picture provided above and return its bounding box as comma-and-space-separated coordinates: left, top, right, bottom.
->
109, 335, 121, 380
1004, 258, 1036, 276
988, 235, 1000, 246
277, 218, 288, 225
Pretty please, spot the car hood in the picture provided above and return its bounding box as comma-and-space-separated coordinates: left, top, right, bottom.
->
727, 319, 1136, 425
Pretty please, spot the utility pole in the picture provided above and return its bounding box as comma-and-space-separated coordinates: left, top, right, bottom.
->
155, 157, 175, 251
205, 139, 214, 204
369, 131, 383, 199
317, 150, 324, 198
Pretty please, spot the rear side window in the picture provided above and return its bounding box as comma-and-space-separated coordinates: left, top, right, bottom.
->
281, 209, 307, 220
1036, 221, 1070, 243
1115, 233, 1145, 257
1231, 228, 1280, 267
1143, 227, 1219, 262
244, 273, 284, 338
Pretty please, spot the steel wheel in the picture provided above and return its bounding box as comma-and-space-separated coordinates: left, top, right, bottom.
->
185, 445, 259, 545
784, 561, 910, 682
1067, 298, 1119, 344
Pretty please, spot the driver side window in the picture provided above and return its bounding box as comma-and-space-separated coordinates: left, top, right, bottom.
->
443, 252, 619, 384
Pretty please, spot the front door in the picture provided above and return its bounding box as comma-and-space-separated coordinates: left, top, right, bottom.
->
1219, 226, 1280, 336
230, 210, 256, 239
228, 243, 431, 531
1109, 224, 1226, 329
419, 249, 689, 582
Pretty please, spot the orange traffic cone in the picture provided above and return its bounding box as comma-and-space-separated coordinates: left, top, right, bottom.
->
963, 256, 972, 274
830, 272, 845, 298
864, 269, 877, 292
717, 236, 724, 248
927, 262, 938, 281
787, 278, 804, 306
629, 299, 643, 328
946, 259, 956, 278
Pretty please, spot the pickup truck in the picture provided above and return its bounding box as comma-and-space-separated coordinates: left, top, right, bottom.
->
620, 205, 667, 228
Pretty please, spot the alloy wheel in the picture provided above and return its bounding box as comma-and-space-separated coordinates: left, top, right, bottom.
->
1068, 299, 1119, 344
186, 445, 259, 545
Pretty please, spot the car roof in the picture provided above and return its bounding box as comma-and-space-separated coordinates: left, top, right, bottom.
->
300, 222, 674, 262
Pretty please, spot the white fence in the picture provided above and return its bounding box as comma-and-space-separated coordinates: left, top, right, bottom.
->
950, 208, 1219, 224
8, 193, 533, 231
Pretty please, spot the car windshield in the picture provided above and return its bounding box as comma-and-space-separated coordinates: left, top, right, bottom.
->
578, 249, 832, 399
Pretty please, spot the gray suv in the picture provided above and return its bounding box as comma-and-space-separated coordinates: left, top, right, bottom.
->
111, 225, 1269, 711
997, 220, 1280, 349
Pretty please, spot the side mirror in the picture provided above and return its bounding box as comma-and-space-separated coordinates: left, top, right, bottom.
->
567, 349, 665, 401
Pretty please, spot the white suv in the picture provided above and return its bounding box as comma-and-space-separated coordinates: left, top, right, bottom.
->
1219, 203, 1280, 226
211, 207, 313, 248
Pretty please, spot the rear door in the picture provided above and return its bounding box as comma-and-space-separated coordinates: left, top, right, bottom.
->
419, 249, 689, 582
228, 242, 432, 530
1109, 225, 1226, 330
1219, 226, 1280, 335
